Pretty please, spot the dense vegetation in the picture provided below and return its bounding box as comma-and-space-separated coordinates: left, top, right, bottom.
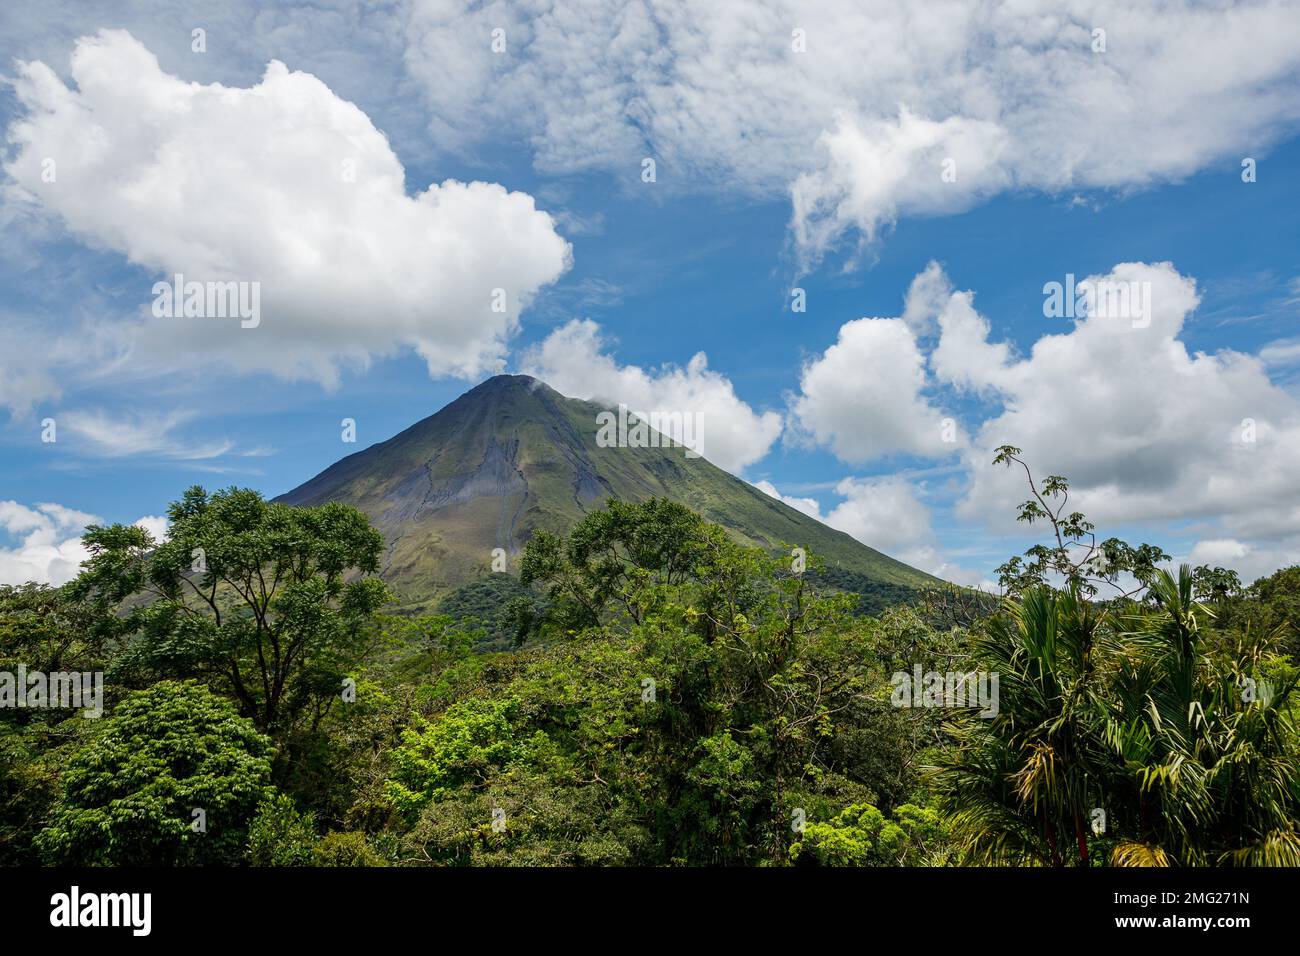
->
1, 451, 1296, 866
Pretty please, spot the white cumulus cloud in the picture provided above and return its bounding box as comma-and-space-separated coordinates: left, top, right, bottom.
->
790, 315, 957, 463
783, 260, 1300, 585
1182, 538, 1300, 585
752, 479, 823, 519
3, 29, 572, 386
753, 476, 984, 586
939, 262, 1300, 545
0, 502, 168, 586
823, 476, 983, 586
0, 501, 97, 586
522, 318, 782, 473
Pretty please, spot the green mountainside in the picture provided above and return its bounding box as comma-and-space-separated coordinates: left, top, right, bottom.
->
276, 374, 938, 608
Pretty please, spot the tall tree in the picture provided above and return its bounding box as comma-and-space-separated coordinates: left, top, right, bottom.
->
72, 486, 390, 739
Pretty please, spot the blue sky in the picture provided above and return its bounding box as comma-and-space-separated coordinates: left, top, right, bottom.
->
2, 1, 1300, 588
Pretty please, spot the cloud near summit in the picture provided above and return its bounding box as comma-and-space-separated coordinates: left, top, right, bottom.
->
522, 319, 783, 473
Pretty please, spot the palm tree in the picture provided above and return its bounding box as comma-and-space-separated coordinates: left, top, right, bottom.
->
935, 585, 1110, 865
1114, 568, 1300, 865
935, 567, 1300, 866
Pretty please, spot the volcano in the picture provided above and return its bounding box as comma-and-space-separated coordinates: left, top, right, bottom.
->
276, 374, 937, 608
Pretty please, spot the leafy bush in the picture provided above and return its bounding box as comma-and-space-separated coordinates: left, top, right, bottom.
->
248, 792, 317, 866
386, 697, 538, 814
791, 803, 947, 866
312, 831, 387, 867
37, 681, 273, 865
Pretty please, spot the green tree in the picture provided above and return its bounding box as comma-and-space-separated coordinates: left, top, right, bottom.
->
935, 585, 1113, 866
791, 803, 947, 866
514, 498, 899, 864
991, 445, 1169, 598
387, 696, 539, 815
37, 681, 273, 865
0, 582, 113, 676
248, 792, 317, 866
0, 583, 111, 863
312, 830, 388, 866
73, 486, 390, 739
937, 571, 1300, 866
388, 640, 655, 866
1211, 565, 1300, 659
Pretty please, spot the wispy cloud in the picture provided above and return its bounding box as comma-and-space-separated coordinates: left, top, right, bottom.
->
1260, 337, 1300, 367
61, 409, 234, 460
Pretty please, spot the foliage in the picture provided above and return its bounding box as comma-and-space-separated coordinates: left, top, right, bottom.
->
3, 469, 1296, 869
937, 563, 1300, 866
36, 681, 273, 865
393, 498, 920, 865
1210, 565, 1300, 659
803, 566, 918, 618
72, 486, 390, 741
991, 446, 1170, 598
791, 802, 947, 866
0, 582, 113, 677
312, 830, 388, 867
387, 697, 540, 815
248, 792, 317, 866
435, 576, 549, 651
0, 583, 112, 863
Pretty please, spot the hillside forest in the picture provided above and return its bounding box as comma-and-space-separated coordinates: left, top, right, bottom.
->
2, 447, 1297, 867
